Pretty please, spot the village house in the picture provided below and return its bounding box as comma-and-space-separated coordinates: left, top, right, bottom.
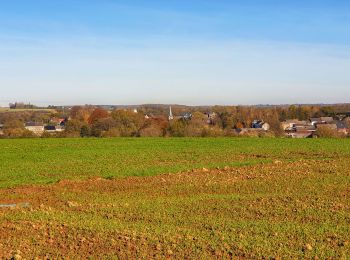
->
44, 125, 65, 133
281, 115, 350, 138
310, 118, 322, 125
44, 125, 56, 133
56, 125, 65, 132
205, 112, 217, 125
282, 119, 316, 138
281, 120, 308, 131
286, 125, 316, 138
180, 112, 192, 121
321, 117, 334, 123
236, 120, 270, 136
144, 114, 163, 120
335, 121, 349, 135
294, 124, 316, 132
251, 120, 270, 131
310, 117, 334, 126
50, 118, 66, 126
25, 122, 45, 135
336, 112, 350, 120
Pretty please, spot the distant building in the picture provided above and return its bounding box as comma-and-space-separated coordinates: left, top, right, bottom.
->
205, 112, 217, 125
44, 125, 65, 133
310, 118, 322, 125
281, 120, 308, 130
335, 120, 349, 135
320, 117, 334, 123
295, 124, 316, 132
180, 112, 192, 121
55, 125, 65, 132
310, 117, 334, 126
168, 107, 174, 121
44, 125, 56, 132
9, 102, 35, 109
50, 118, 66, 126
282, 119, 317, 138
251, 120, 270, 131
261, 123, 270, 131
25, 122, 44, 135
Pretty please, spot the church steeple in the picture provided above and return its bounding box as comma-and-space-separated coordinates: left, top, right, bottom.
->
168, 106, 174, 121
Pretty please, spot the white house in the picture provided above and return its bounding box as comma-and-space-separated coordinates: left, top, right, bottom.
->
25, 122, 44, 135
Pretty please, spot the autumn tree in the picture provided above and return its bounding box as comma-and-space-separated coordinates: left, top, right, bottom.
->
70, 106, 82, 119
266, 112, 284, 137
320, 106, 335, 117
111, 110, 146, 136
3, 119, 24, 130
2, 119, 29, 138
88, 108, 109, 125
235, 122, 244, 129
70, 106, 94, 123
91, 118, 118, 137
65, 119, 86, 133
139, 125, 163, 137
184, 112, 207, 137
80, 125, 91, 137
168, 120, 187, 137
139, 116, 168, 137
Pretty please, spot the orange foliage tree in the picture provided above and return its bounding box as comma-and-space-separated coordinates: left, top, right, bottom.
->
88, 108, 109, 125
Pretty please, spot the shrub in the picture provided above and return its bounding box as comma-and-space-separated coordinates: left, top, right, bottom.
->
3, 128, 36, 138
102, 128, 121, 137
65, 119, 85, 133
184, 125, 203, 137
139, 125, 163, 137
80, 125, 91, 137
41, 132, 58, 138
201, 127, 225, 137
59, 131, 81, 138
168, 120, 186, 137
316, 125, 343, 138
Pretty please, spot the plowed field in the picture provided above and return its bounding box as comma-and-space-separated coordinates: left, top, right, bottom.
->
0, 138, 349, 258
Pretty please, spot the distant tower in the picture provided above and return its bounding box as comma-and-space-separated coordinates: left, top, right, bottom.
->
168, 106, 174, 121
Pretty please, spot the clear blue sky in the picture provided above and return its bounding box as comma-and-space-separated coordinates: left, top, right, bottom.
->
1, 0, 350, 106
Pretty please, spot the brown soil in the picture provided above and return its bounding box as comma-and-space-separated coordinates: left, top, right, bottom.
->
0, 160, 349, 259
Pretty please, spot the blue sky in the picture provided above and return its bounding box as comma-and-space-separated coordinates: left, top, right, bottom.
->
0, 0, 350, 106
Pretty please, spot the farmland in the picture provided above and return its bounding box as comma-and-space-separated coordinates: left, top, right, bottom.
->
0, 108, 56, 113
0, 138, 350, 258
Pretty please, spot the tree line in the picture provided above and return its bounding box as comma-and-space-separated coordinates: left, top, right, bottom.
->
0, 104, 349, 138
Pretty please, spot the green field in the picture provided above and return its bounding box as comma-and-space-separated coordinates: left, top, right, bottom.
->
0, 138, 350, 258
1, 137, 350, 188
